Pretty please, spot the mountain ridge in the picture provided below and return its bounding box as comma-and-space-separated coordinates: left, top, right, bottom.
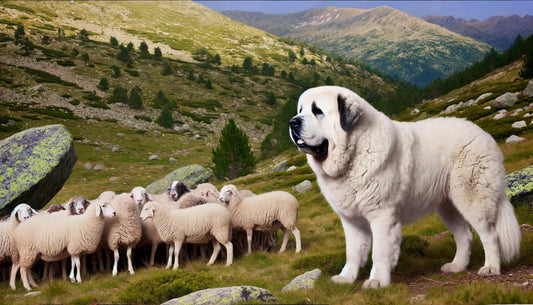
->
222, 6, 492, 87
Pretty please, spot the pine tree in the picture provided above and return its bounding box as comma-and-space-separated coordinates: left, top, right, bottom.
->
520, 48, 533, 79
128, 86, 143, 109
14, 25, 25, 43
154, 47, 162, 58
153, 90, 170, 109
139, 41, 149, 57
156, 107, 174, 129
110, 36, 118, 47
97, 77, 109, 91
212, 119, 255, 180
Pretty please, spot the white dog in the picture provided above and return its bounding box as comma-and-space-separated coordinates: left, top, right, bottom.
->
289, 86, 521, 289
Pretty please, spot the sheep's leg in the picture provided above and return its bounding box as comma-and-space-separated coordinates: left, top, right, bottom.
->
127, 246, 135, 275
10, 263, 19, 290
173, 241, 183, 270
166, 245, 174, 269
69, 257, 76, 282
28, 271, 38, 287
73, 255, 82, 283
279, 228, 289, 253
207, 241, 220, 266
20, 266, 32, 291
42, 262, 49, 281
245, 229, 253, 254
292, 228, 301, 253
62, 259, 67, 279
149, 243, 158, 267
223, 242, 233, 267
112, 249, 120, 276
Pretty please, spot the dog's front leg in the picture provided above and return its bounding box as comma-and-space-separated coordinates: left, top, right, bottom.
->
363, 209, 402, 289
331, 214, 371, 284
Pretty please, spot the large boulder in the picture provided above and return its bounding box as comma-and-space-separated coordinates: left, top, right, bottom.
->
0, 124, 76, 216
506, 165, 533, 207
523, 79, 533, 97
162, 286, 276, 305
146, 164, 210, 194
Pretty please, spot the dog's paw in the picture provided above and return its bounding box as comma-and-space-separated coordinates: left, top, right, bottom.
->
331, 274, 355, 284
362, 279, 384, 289
441, 263, 466, 273
478, 266, 500, 276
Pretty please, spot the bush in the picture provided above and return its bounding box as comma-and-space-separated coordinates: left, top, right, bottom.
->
117, 269, 216, 304
97, 77, 109, 91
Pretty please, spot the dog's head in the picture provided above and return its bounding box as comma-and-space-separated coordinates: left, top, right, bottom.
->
289, 86, 365, 176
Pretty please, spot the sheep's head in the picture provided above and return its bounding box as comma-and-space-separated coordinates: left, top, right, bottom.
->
67, 196, 90, 215
11, 203, 37, 222
96, 201, 116, 218
140, 202, 155, 221
130, 186, 153, 207
219, 185, 238, 205
168, 181, 190, 201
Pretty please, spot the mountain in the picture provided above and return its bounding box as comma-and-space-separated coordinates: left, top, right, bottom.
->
423, 14, 533, 51
0, 0, 418, 158
223, 6, 492, 87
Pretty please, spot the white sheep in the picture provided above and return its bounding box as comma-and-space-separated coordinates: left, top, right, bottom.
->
140, 201, 233, 269
0, 204, 37, 290
219, 184, 301, 254
12, 196, 116, 291
129, 186, 167, 266
101, 192, 142, 276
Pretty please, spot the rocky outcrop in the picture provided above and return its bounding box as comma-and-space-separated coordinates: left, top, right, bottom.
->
145, 164, 210, 194
0, 124, 77, 216
162, 286, 276, 305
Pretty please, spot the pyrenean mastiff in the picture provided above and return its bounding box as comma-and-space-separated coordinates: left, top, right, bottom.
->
289, 86, 521, 289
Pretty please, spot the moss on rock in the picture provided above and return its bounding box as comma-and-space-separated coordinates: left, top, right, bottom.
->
0, 124, 76, 215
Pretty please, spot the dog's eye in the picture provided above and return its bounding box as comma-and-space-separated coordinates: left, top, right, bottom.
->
312, 102, 324, 118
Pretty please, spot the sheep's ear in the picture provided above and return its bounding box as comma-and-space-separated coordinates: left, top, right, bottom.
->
146, 193, 154, 202
30, 208, 37, 215
10, 205, 20, 218
83, 199, 90, 208
96, 204, 102, 217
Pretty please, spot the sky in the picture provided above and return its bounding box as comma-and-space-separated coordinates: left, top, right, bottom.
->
196, 1, 533, 21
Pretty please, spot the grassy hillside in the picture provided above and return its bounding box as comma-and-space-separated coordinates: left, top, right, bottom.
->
1, 1, 533, 304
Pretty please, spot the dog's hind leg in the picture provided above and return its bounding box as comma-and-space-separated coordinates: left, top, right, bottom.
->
438, 200, 472, 273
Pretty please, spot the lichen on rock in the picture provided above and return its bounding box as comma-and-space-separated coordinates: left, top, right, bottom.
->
0, 124, 76, 216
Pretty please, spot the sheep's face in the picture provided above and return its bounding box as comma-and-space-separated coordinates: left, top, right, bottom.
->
168, 181, 190, 201
218, 186, 235, 205
68, 196, 90, 215
130, 187, 151, 207
140, 203, 155, 221
97, 203, 116, 218
12, 203, 37, 222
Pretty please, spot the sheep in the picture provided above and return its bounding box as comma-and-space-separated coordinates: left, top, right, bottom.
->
140, 201, 233, 269
219, 184, 301, 254
101, 192, 142, 276
47, 196, 91, 215
0, 204, 37, 290
12, 196, 116, 291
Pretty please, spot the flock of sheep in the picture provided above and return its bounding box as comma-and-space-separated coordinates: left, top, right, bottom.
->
0, 181, 301, 291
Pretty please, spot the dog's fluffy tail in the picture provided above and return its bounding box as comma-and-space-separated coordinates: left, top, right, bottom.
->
496, 197, 521, 263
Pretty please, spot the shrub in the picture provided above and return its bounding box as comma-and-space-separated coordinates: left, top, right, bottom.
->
116, 269, 216, 304
97, 77, 109, 91
156, 107, 174, 129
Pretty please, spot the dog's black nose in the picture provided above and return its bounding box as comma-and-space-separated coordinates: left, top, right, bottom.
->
289, 117, 302, 129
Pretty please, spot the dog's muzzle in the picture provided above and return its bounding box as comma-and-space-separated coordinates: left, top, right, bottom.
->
289, 116, 328, 158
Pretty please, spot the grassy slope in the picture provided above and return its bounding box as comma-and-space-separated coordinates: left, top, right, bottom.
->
0, 2, 532, 304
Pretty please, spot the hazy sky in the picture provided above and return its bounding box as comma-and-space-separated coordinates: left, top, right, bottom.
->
197, 1, 533, 21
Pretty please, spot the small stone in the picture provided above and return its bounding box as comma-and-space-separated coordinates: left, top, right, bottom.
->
194, 134, 201, 140
148, 154, 159, 161
494, 110, 507, 120
270, 161, 288, 174
93, 163, 105, 171
84, 163, 92, 170
282, 269, 322, 292
112, 146, 120, 153
109, 177, 119, 183
169, 157, 178, 163
505, 135, 525, 143
292, 180, 313, 193
512, 121, 527, 129
287, 166, 297, 171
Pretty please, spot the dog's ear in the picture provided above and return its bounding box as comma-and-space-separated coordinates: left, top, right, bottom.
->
338, 93, 362, 132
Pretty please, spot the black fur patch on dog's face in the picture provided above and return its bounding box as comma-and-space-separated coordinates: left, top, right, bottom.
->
338, 94, 361, 132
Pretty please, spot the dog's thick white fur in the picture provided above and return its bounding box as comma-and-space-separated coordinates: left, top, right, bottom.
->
289, 86, 521, 289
